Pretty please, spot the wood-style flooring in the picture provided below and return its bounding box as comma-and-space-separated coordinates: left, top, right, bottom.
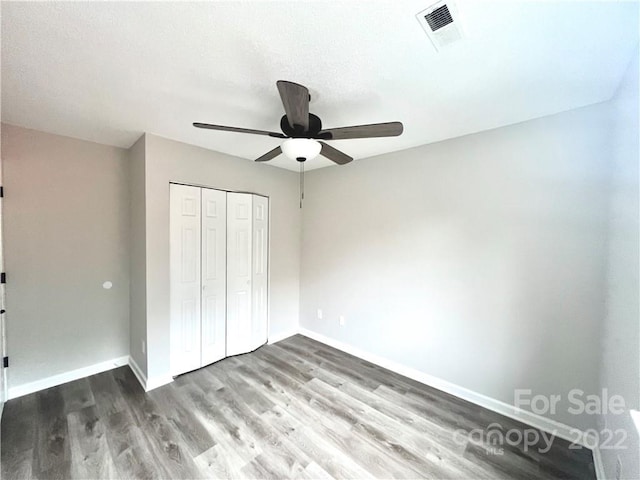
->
2, 334, 595, 479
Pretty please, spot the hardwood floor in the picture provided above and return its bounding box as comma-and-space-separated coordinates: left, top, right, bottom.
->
2, 335, 595, 479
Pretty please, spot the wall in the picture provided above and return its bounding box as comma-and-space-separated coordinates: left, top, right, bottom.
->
128, 135, 147, 375
1, 124, 130, 392
300, 102, 612, 431
599, 51, 639, 480
142, 134, 301, 384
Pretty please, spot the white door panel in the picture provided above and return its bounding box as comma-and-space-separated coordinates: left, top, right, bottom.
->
170, 184, 202, 376
201, 188, 227, 366
251, 195, 269, 350
226, 193, 253, 356
170, 186, 269, 375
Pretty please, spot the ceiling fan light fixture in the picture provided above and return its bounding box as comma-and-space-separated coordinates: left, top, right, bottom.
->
281, 138, 321, 162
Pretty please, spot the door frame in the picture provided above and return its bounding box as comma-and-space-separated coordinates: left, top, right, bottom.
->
0, 150, 6, 406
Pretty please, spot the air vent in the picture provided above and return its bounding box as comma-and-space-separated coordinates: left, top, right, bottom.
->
416, 1, 464, 52
425, 5, 453, 31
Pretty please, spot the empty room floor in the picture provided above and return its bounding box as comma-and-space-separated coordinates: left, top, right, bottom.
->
1, 335, 594, 479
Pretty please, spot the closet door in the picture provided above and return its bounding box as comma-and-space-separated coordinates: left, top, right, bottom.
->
226, 193, 253, 356
170, 184, 202, 376
201, 188, 227, 366
251, 195, 269, 350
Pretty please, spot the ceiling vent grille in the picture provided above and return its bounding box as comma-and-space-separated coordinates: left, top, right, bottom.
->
425, 5, 453, 31
416, 1, 464, 51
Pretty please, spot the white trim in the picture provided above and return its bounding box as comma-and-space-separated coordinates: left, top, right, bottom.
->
592, 447, 605, 480
145, 374, 174, 391
298, 327, 593, 449
128, 355, 173, 392
268, 329, 298, 345
7, 355, 128, 400
128, 355, 147, 390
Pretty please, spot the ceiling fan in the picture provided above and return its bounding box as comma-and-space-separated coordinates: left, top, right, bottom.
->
193, 80, 404, 166
193, 80, 404, 206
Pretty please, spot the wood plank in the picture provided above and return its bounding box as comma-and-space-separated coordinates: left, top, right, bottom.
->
102, 408, 169, 480
303, 460, 335, 479
61, 377, 96, 414
88, 370, 129, 418
34, 386, 70, 475
463, 440, 542, 480
148, 385, 216, 457
237, 355, 418, 478
173, 365, 225, 393
37, 459, 71, 480
111, 368, 203, 479
140, 404, 204, 480
67, 405, 118, 479
204, 359, 275, 415
1, 395, 37, 458
305, 377, 462, 478
0, 447, 33, 480
375, 384, 487, 433
279, 340, 409, 393
263, 406, 375, 479
193, 444, 243, 479
201, 383, 311, 478
182, 383, 264, 465
277, 341, 508, 479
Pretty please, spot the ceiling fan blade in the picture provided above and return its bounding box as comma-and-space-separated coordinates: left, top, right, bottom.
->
320, 142, 353, 165
318, 121, 403, 140
193, 122, 286, 139
255, 146, 282, 162
276, 80, 309, 131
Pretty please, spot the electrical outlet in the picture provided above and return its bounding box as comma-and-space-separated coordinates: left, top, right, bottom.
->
317, 309, 323, 319
339, 315, 345, 326
615, 455, 622, 480
142, 340, 146, 354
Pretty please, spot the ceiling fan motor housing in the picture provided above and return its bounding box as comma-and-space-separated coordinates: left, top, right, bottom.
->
280, 113, 325, 138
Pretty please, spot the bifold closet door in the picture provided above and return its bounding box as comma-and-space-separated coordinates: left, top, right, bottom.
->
227, 193, 269, 356
226, 193, 253, 356
200, 188, 227, 366
170, 184, 227, 376
251, 195, 269, 349
171, 186, 268, 374
170, 184, 202, 375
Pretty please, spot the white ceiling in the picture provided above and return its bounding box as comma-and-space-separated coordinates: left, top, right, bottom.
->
2, 1, 638, 171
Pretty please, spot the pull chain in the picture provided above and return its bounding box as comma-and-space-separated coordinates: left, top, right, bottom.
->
298, 157, 305, 208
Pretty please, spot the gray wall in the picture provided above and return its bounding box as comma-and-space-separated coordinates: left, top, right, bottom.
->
599, 52, 640, 480
128, 135, 147, 374
142, 134, 301, 383
1, 124, 130, 389
300, 103, 612, 431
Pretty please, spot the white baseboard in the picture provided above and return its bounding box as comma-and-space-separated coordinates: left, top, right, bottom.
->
128, 355, 147, 390
298, 327, 593, 449
145, 374, 174, 391
128, 355, 173, 392
592, 446, 605, 479
8, 355, 129, 400
268, 329, 298, 345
